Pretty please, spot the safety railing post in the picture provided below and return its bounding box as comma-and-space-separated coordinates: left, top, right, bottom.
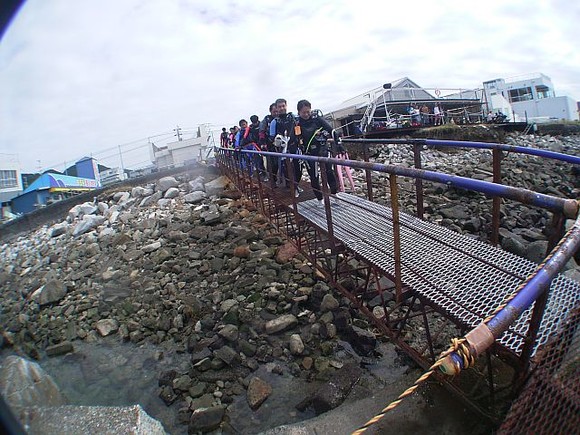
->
413, 142, 424, 219
362, 142, 373, 201
491, 148, 502, 246
287, 155, 301, 245
517, 211, 566, 377
389, 173, 403, 303
320, 161, 336, 251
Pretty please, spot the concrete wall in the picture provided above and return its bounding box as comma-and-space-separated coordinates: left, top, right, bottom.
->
513, 96, 579, 121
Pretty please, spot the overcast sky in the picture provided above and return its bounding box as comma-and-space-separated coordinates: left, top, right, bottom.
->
1, 0, 579, 173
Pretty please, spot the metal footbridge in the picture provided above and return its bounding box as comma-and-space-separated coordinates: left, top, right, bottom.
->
298, 192, 579, 358
216, 137, 580, 430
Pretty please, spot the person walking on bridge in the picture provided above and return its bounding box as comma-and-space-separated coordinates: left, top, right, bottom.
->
295, 99, 338, 207
270, 98, 303, 196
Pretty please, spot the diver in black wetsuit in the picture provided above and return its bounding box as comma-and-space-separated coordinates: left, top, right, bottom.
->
295, 99, 338, 206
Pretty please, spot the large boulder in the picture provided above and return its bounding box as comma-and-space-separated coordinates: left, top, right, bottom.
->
31, 281, 67, 306
204, 176, 230, 197
189, 176, 205, 192
157, 176, 179, 193
183, 191, 206, 204
0, 355, 67, 408
18, 405, 167, 435
73, 215, 106, 237
296, 364, 362, 415
189, 406, 225, 433
164, 187, 180, 199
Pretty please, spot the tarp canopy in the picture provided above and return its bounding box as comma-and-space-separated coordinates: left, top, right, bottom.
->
23, 173, 99, 193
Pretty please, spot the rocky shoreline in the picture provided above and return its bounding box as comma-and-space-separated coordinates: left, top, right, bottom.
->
0, 132, 578, 433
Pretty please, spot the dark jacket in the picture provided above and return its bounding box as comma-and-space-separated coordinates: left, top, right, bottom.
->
270, 112, 299, 152
239, 123, 260, 148
297, 114, 333, 155
259, 114, 274, 148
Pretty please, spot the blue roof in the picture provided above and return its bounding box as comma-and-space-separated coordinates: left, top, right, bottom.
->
23, 173, 100, 193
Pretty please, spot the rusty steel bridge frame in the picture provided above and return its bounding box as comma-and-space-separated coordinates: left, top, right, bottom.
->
215, 139, 580, 425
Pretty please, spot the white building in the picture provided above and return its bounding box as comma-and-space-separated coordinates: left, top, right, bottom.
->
150, 125, 211, 169
0, 153, 23, 218
99, 167, 127, 186
483, 73, 579, 122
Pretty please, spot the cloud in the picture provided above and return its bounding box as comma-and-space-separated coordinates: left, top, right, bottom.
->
1, 0, 578, 172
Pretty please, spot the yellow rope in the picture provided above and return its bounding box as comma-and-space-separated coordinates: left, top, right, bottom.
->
352, 337, 474, 434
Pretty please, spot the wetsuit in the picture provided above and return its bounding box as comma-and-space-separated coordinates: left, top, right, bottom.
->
238, 123, 265, 177
270, 112, 302, 188
297, 114, 337, 201
259, 114, 277, 182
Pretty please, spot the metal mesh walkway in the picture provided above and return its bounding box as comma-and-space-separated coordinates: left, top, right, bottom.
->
297, 192, 580, 357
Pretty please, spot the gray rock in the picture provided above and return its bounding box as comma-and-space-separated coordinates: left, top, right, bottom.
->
18, 405, 166, 435
46, 341, 74, 357
0, 355, 67, 408
80, 203, 98, 216
501, 234, 527, 258
204, 176, 230, 196
296, 364, 362, 415
218, 324, 239, 342
220, 299, 238, 312
189, 176, 205, 192
131, 186, 152, 198
164, 187, 180, 199
289, 334, 305, 355
140, 191, 163, 207
50, 223, 68, 237
31, 280, 67, 306
320, 294, 339, 312
189, 406, 225, 433
439, 205, 470, 220
73, 215, 106, 236
157, 176, 179, 192
96, 319, 119, 337
348, 325, 376, 356
142, 241, 162, 253
525, 240, 549, 264
68, 204, 82, 220
213, 345, 239, 366
97, 202, 109, 214
113, 191, 130, 202
157, 199, 172, 208
201, 210, 221, 224
172, 374, 193, 392
265, 314, 298, 334
183, 191, 206, 204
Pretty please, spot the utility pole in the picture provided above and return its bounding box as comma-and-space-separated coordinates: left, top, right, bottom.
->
118, 145, 125, 180
174, 125, 182, 141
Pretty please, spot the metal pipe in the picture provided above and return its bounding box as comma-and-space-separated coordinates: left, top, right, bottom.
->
491, 148, 502, 246
413, 143, 424, 219
389, 174, 403, 303
362, 142, 374, 201
440, 213, 580, 375
340, 138, 580, 165
320, 161, 336, 248
241, 148, 578, 218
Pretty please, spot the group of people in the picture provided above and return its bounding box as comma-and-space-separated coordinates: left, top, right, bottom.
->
219, 98, 340, 207
407, 104, 444, 126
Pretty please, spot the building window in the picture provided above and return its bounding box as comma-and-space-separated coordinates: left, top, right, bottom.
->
509, 87, 533, 103
536, 85, 553, 99
0, 170, 18, 189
